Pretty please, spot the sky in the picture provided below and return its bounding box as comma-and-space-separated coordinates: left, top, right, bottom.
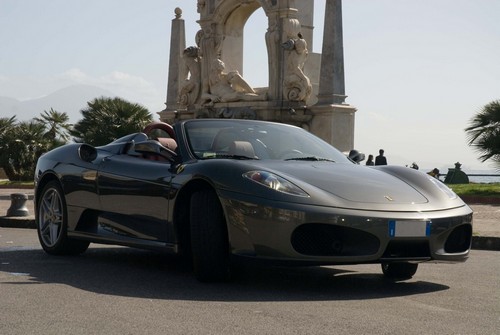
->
1, 0, 499, 171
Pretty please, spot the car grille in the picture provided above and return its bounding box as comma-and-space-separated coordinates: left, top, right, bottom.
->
291, 223, 380, 256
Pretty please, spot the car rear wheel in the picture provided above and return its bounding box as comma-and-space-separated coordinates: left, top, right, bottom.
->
381, 262, 418, 280
37, 181, 90, 255
190, 189, 230, 282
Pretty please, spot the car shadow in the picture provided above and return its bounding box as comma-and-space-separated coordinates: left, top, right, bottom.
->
0, 247, 449, 301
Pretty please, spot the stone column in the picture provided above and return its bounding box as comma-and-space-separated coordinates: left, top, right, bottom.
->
317, 0, 345, 104
310, 0, 356, 152
159, 8, 186, 123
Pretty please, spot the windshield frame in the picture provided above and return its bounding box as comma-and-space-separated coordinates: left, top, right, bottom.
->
181, 119, 352, 163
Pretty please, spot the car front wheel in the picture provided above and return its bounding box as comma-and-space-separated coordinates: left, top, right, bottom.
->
381, 262, 418, 280
190, 189, 230, 282
37, 181, 89, 255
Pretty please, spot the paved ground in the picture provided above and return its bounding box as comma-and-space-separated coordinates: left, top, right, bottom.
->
1, 234, 498, 335
0, 187, 499, 250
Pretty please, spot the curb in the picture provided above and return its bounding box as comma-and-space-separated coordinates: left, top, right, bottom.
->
0, 216, 35, 229
461, 196, 500, 205
0, 194, 34, 201
471, 236, 500, 251
0, 216, 499, 251
0, 185, 34, 190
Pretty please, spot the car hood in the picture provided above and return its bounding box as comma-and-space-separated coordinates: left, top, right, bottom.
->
277, 162, 426, 203
245, 161, 463, 211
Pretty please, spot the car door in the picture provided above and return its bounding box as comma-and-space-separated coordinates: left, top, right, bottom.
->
96, 152, 175, 243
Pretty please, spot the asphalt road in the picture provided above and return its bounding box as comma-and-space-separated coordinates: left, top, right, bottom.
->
1, 228, 499, 335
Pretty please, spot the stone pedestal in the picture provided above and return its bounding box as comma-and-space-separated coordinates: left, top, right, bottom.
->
7, 193, 29, 217
309, 103, 356, 152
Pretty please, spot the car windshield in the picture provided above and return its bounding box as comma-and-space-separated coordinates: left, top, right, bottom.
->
183, 119, 352, 163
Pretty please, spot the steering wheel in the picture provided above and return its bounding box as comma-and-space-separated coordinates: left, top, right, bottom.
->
142, 121, 176, 140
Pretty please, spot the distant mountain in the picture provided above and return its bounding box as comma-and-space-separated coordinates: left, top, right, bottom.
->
0, 85, 116, 123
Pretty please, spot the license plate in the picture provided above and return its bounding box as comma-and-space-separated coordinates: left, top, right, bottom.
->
388, 220, 430, 237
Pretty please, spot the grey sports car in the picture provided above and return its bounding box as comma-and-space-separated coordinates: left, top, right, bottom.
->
35, 119, 472, 282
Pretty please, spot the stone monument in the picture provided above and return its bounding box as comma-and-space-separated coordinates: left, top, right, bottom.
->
159, 0, 356, 152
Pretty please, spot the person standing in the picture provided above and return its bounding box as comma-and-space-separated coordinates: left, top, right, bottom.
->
366, 154, 374, 166
427, 168, 440, 179
375, 149, 387, 165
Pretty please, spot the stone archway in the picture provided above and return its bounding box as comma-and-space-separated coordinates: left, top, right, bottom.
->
214, 1, 262, 76
194, 0, 312, 105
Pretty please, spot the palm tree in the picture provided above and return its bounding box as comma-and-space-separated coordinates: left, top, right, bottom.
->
34, 108, 72, 143
0, 116, 16, 136
0, 119, 50, 181
71, 97, 153, 146
465, 100, 500, 168
0, 116, 18, 179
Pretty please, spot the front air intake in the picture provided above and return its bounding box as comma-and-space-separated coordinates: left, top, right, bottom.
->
383, 240, 430, 258
444, 224, 472, 253
291, 224, 380, 256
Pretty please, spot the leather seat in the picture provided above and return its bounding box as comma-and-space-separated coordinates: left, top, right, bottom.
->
228, 141, 256, 158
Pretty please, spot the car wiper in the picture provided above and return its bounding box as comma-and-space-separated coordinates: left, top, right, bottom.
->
215, 154, 259, 160
285, 156, 335, 162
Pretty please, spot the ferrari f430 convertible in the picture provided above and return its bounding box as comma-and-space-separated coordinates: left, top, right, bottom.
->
35, 119, 472, 282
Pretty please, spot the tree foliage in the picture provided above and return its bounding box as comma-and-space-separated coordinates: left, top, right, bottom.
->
465, 100, 500, 169
70, 97, 153, 146
34, 107, 72, 146
0, 97, 153, 181
0, 108, 73, 181
0, 117, 53, 181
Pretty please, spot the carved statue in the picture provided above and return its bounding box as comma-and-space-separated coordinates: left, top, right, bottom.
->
178, 46, 201, 107
196, 0, 206, 14
282, 33, 312, 102
201, 59, 266, 106
196, 24, 223, 102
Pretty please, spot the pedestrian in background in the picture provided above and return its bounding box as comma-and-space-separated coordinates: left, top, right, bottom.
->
366, 154, 374, 166
375, 149, 387, 165
428, 168, 440, 179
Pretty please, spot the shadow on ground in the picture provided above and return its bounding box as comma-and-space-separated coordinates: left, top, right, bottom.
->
0, 247, 449, 301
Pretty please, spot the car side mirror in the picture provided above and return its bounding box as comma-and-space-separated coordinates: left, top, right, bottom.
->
348, 149, 365, 164
78, 144, 98, 162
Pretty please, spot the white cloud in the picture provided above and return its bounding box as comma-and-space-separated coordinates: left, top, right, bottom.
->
59, 68, 89, 82
98, 71, 164, 111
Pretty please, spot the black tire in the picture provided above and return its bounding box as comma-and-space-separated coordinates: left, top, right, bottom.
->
381, 262, 418, 280
37, 181, 90, 255
190, 189, 230, 282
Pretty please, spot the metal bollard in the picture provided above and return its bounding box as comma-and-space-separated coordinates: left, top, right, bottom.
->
7, 193, 30, 217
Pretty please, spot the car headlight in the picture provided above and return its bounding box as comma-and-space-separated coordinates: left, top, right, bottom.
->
243, 171, 309, 197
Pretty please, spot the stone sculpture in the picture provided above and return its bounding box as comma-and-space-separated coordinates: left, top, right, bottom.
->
196, 0, 206, 14
201, 59, 266, 106
178, 46, 201, 107
282, 33, 312, 102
